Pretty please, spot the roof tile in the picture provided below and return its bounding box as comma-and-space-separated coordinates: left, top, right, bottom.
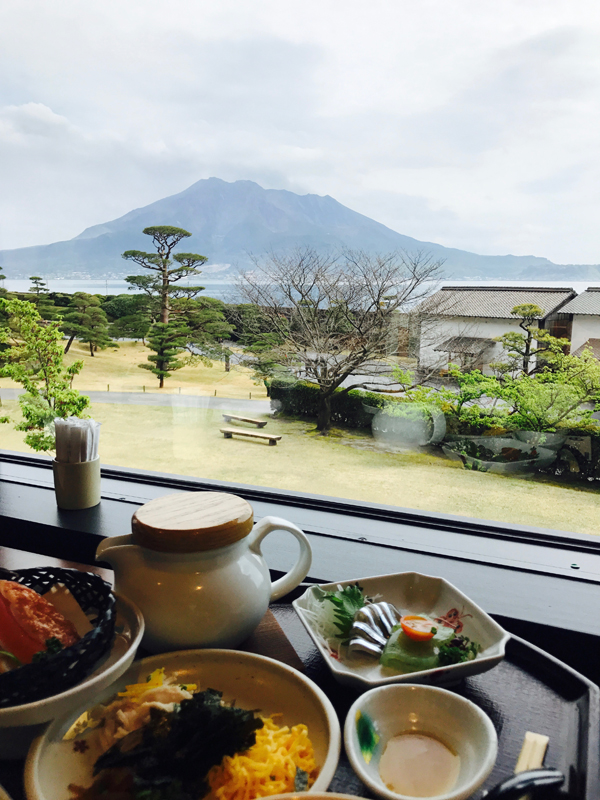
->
560, 289, 600, 315
419, 286, 576, 318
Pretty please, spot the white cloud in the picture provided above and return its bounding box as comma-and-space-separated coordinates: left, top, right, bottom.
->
0, 0, 599, 263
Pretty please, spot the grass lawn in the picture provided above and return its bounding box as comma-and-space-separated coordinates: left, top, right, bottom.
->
0, 341, 268, 400
2, 397, 599, 537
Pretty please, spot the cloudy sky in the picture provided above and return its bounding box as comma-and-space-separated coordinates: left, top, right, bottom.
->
1, 0, 599, 263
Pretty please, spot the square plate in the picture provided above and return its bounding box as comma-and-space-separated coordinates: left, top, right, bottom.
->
293, 571, 510, 689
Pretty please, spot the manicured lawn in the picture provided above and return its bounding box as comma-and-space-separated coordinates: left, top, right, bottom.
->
0, 341, 268, 400
2, 397, 599, 537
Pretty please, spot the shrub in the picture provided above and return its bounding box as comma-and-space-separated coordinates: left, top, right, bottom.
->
270, 378, 403, 429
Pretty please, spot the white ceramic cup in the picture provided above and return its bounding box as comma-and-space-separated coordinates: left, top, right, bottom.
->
344, 683, 498, 800
52, 457, 101, 510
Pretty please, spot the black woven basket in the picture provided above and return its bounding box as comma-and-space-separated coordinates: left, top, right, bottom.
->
0, 567, 116, 708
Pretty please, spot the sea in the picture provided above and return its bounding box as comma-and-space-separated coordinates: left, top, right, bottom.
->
2, 279, 242, 303
4, 277, 600, 302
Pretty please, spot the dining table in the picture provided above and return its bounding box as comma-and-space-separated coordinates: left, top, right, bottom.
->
1, 542, 598, 800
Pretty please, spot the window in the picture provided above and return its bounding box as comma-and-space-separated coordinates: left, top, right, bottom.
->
1, 3, 599, 543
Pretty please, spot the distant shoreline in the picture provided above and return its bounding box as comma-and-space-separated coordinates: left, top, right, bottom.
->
2, 278, 241, 302
4, 277, 600, 299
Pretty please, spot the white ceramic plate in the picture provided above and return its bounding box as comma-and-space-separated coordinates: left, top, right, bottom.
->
24, 649, 341, 800
0, 594, 144, 759
293, 572, 510, 689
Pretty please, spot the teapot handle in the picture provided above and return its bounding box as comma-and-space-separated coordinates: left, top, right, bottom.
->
249, 516, 312, 602
96, 534, 133, 561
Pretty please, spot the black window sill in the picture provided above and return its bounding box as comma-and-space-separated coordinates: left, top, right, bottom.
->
1, 449, 599, 685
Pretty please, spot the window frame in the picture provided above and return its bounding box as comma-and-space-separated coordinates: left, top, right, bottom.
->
2, 447, 600, 685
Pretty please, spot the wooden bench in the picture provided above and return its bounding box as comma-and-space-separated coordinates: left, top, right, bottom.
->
222, 413, 268, 428
220, 427, 282, 446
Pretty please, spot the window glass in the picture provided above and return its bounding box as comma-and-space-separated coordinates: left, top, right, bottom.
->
1, 2, 599, 539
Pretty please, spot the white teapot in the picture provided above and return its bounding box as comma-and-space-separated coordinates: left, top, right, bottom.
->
96, 491, 312, 653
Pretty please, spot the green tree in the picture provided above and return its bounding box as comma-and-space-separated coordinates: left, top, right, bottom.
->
109, 313, 151, 343
122, 226, 207, 324
140, 321, 189, 387
498, 349, 600, 431
0, 299, 90, 451
29, 276, 48, 296
493, 304, 569, 376
176, 296, 235, 369
61, 293, 115, 355
102, 293, 152, 343
26, 275, 58, 320
102, 293, 149, 321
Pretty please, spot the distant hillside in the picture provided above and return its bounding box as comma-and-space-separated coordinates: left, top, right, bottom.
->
1, 177, 598, 280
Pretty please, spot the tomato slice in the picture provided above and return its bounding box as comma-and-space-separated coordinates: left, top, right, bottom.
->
400, 615, 436, 642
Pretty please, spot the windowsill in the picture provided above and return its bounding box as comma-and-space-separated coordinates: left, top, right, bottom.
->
1, 448, 599, 685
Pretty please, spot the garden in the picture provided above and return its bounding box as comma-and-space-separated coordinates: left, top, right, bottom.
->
1, 247, 600, 538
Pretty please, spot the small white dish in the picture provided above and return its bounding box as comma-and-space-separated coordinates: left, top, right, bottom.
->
0, 594, 144, 759
293, 571, 510, 689
24, 649, 341, 800
344, 684, 498, 800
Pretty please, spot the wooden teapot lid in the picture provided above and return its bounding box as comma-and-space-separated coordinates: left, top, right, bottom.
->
131, 491, 254, 553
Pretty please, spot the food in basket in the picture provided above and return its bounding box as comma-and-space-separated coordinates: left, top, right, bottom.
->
67, 667, 318, 800
0, 568, 116, 709
0, 580, 80, 671
302, 584, 480, 673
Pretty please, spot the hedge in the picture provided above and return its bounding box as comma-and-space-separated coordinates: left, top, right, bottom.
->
269, 378, 403, 429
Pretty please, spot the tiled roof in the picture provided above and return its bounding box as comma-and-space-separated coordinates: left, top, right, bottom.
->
572, 338, 600, 359
560, 288, 600, 315
418, 286, 576, 319
434, 336, 495, 354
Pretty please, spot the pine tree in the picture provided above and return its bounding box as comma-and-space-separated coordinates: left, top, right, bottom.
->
27, 275, 57, 319
109, 313, 151, 343
122, 226, 207, 324
29, 276, 48, 296
140, 322, 189, 387
61, 293, 114, 356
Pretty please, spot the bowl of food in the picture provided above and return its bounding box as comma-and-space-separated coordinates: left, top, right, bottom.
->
0, 568, 144, 759
0, 567, 117, 707
344, 684, 497, 800
293, 572, 510, 689
25, 649, 341, 800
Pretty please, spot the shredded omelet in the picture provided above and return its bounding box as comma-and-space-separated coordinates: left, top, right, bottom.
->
206, 716, 318, 800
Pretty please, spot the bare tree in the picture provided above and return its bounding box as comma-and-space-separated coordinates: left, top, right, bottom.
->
238, 248, 444, 431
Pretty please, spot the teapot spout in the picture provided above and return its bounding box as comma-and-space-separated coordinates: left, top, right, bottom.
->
96, 534, 135, 568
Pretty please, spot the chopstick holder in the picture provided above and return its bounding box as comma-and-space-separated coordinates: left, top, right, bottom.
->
52, 417, 101, 510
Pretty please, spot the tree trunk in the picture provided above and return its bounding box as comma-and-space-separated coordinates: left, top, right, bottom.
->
161, 265, 169, 324
316, 394, 332, 432
523, 332, 532, 374
89, 341, 94, 356
159, 376, 164, 388
225, 353, 230, 372
64, 334, 75, 354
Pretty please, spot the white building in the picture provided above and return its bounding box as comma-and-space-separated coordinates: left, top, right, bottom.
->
559, 288, 600, 358
417, 286, 576, 374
